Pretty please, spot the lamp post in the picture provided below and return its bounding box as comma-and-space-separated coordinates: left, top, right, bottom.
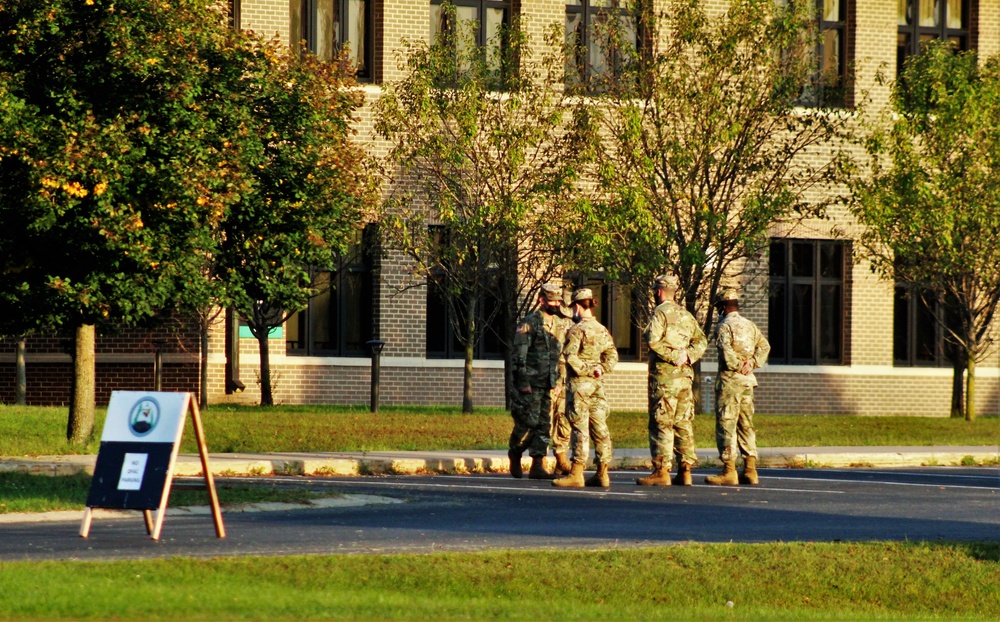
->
153, 340, 166, 392
366, 339, 386, 413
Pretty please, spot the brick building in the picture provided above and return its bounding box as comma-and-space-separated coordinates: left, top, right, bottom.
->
3, 0, 999, 416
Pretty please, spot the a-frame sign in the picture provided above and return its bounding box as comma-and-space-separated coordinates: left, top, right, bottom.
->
80, 391, 225, 540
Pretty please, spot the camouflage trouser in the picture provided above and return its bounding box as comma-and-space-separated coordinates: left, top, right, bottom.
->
567, 377, 612, 466
648, 376, 697, 469
549, 383, 572, 455
715, 380, 758, 461
509, 385, 553, 458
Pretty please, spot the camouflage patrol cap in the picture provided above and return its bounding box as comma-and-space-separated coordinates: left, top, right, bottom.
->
652, 274, 679, 290
718, 288, 740, 303
572, 288, 594, 302
540, 283, 562, 302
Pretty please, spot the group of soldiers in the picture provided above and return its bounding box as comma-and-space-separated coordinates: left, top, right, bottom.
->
508, 276, 770, 488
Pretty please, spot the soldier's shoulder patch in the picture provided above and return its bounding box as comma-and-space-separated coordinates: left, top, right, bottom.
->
517, 323, 532, 334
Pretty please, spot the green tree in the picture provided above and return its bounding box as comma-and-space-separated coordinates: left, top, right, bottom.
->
570, 0, 856, 352
214, 42, 371, 407
847, 41, 1000, 421
0, 0, 243, 442
374, 9, 588, 413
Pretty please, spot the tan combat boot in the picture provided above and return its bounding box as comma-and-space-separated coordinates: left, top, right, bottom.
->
739, 456, 759, 486
554, 452, 573, 476
508, 449, 523, 479
636, 457, 671, 486
585, 463, 611, 488
704, 459, 739, 486
552, 462, 585, 488
671, 462, 693, 486
528, 455, 557, 480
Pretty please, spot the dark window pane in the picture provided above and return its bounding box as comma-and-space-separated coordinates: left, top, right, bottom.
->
791, 242, 814, 278
311, 272, 336, 352
893, 286, 910, 362
426, 276, 449, 357
790, 283, 814, 360
914, 292, 938, 363
819, 284, 842, 361
819, 242, 843, 278
286, 310, 305, 353
769, 241, 786, 277
768, 281, 787, 361
342, 270, 370, 354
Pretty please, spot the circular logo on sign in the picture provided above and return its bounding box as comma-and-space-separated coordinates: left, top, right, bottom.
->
128, 397, 160, 437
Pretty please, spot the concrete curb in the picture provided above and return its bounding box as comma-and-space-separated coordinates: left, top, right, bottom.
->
2, 447, 997, 477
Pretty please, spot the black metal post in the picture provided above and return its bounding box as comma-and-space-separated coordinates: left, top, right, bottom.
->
153, 340, 165, 392
366, 340, 386, 413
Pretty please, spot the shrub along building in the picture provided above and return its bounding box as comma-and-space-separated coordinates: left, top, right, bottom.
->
2, 0, 999, 417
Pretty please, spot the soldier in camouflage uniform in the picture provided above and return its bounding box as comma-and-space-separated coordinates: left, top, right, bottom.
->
509, 283, 567, 479
553, 288, 619, 489
706, 288, 770, 486
548, 287, 576, 475
636, 274, 708, 487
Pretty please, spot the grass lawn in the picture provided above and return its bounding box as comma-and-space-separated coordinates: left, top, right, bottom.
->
1, 404, 998, 457
0, 542, 997, 620
0, 471, 337, 514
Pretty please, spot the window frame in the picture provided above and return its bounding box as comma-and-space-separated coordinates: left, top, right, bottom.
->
768, 238, 847, 366
294, 0, 374, 81
565, 0, 640, 92
814, 0, 847, 107
897, 0, 972, 77
285, 227, 375, 358
425, 269, 507, 361
893, 282, 954, 368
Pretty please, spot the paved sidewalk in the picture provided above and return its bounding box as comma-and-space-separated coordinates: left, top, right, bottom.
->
3, 445, 997, 477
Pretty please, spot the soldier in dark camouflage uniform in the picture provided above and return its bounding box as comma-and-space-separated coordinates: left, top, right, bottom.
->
553, 288, 619, 489
636, 274, 707, 487
509, 283, 567, 479
705, 288, 770, 486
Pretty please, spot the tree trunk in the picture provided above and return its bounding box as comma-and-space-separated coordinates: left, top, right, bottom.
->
67, 324, 96, 445
950, 353, 965, 418
965, 353, 976, 421
462, 296, 476, 414
200, 323, 210, 410
257, 330, 274, 406
15, 337, 26, 406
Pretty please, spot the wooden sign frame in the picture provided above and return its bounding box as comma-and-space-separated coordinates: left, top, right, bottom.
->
80, 392, 225, 540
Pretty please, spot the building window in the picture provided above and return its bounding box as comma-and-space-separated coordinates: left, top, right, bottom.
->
565, 0, 638, 91
587, 276, 641, 360
430, 0, 511, 74
812, 0, 847, 107
291, 0, 373, 80
285, 227, 375, 357
426, 271, 506, 360
894, 283, 953, 367
229, 0, 241, 30
897, 0, 970, 77
768, 239, 846, 365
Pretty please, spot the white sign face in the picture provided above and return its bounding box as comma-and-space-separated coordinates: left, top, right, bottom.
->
117, 453, 149, 491
101, 391, 190, 444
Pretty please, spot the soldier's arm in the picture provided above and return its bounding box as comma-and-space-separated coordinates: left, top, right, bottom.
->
687, 317, 708, 364
599, 329, 619, 374
512, 320, 532, 390
753, 329, 771, 369
563, 327, 589, 378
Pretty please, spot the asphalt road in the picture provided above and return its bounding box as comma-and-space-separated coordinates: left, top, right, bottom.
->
1, 466, 997, 562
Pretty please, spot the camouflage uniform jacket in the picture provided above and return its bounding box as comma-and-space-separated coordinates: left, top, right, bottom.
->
715, 311, 770, 388
513, 309, 566, 391
563, 317, 618, 380
644, 300, 707, 381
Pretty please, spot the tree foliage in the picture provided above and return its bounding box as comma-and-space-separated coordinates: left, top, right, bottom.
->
847, 41, 1000, 421
213, 41, 372, 407
0, 0, 245, 441
569, 0, 856, 336
374, 6, 589, 412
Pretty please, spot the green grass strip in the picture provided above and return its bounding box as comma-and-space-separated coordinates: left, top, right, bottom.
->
0, 542, 997, 620
1, 404, 998, 456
